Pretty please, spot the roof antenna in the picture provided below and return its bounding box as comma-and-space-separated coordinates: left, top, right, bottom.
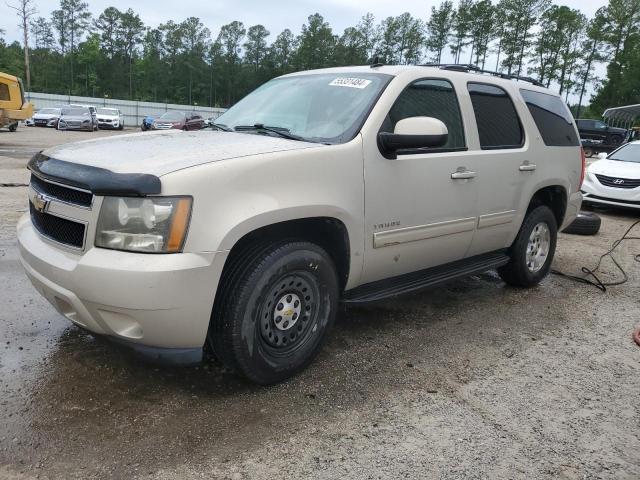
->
370, 56, 383, 68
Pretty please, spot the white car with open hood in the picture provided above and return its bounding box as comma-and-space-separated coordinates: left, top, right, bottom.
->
17, 65, 583, 384
581, 141, 640, 209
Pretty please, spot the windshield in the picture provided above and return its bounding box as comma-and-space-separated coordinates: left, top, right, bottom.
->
608, 143, 640, 163
38, 108, 60, 115
98, 108, 118, 115
61, 108, 89, 116
215, 73, 392, 143
159, 111, 185, 122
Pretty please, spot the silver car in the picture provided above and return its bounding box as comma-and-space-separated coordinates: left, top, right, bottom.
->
57, 107, 97, 131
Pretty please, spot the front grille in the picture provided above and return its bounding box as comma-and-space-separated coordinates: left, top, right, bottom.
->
595, 174, 640, 189
30, 174, 93, 207
30, 203, 85, 248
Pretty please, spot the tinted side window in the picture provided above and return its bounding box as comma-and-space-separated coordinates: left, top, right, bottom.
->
0, 83, 9, 101
468, 83, 523, 149
520, 89, 579, 147
383, 79, 465, 151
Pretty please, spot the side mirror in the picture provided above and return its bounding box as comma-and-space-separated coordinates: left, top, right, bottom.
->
597, 152, 607, 160
378, 117, 448, 159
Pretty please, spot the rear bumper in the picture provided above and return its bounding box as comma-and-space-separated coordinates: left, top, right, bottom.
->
561, 191, 583, 230
17, 214, 228, 357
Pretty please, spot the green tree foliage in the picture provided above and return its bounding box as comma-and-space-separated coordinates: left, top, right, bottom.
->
425, 1, 454, 63
294, 14, 336, 69
0, 0, 636, 115
590, 0, 640, 113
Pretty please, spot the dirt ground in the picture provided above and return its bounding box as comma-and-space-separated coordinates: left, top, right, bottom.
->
1, 126, 639, 480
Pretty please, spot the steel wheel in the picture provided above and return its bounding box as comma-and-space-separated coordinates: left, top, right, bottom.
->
259, 273, 319, 354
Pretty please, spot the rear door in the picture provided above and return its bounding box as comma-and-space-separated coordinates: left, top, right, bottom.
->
462, 82, 532, 256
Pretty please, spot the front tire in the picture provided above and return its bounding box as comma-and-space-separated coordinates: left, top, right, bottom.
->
498, 206, 557, 287
209, 241, 339, 385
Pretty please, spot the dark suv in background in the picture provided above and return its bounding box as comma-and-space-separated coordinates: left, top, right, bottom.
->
576, 118, 627, 146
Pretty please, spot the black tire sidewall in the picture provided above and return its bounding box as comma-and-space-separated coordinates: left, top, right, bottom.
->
507, 206, 558, 285
562, 212, 601, 235
227, 243, 338, 384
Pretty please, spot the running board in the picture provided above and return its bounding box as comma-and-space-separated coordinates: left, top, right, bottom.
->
342, 251, 510, 304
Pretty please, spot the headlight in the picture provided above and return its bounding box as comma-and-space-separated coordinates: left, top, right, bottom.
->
96, 196, 192, 253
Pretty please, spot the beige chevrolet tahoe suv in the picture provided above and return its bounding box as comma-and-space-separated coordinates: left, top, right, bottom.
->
18, 65, 584, 384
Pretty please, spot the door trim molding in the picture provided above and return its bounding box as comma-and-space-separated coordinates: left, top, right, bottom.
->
477, 210, 516, 229
373, 217, 476, 248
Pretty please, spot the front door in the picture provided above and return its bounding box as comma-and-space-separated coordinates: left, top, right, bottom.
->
361, 78, 478, 284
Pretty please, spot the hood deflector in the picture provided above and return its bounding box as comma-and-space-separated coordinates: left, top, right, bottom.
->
28, 152, 161, 196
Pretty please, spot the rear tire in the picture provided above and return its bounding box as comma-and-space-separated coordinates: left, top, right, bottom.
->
498, 206, 557, 287
209, 240, 339, 385
8, 123, 17, 132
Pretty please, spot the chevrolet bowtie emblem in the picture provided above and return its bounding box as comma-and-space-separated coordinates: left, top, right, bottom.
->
32, 192, 50, 213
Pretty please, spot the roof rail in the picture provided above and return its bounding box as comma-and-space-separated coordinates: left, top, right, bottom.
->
420, 63, 545, 88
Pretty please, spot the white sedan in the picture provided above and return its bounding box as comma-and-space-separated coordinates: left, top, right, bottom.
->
582, 141, 640, 209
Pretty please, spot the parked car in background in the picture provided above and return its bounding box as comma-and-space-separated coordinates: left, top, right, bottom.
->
32, 107, 61, 128
141, 114, 158, 131
581, 141, 640, 209
576, 119, 628, 147
152, 111, 204, 130
57, 106, 98, 131
96, 108, 124, 130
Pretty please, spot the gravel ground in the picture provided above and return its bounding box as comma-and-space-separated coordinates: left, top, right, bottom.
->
1, 126, 639, 479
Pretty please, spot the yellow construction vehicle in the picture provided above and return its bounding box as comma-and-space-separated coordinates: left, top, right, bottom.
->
0, 71, 33, 131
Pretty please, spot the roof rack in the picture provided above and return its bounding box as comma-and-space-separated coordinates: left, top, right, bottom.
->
420, 63, 545, 87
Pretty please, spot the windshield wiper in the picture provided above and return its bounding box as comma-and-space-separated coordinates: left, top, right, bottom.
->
206, 122, 233, 132
234, 124, 308, 142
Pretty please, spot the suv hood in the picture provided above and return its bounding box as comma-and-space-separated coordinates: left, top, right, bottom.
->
42, 130, 323, 176
589, 159, 640, 178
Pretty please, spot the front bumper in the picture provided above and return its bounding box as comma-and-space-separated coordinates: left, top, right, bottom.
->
98, 120, 120, 129
17, 214, 228, 362
581, 172, 640, 209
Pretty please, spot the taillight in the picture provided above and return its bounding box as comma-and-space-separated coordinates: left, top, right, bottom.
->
578, 147, 586, 191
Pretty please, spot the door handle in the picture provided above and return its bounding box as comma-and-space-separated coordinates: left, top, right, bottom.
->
451, 169, 476, 180
519, 163, 537, 171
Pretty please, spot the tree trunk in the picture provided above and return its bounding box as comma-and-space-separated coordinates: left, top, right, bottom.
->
22, 17, 31, 91
576, 42, 597, 118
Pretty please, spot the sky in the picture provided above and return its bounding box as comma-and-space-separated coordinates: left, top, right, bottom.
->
1, 0, 609, 45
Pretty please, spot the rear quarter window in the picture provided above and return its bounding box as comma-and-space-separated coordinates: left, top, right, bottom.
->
520, 89, 579, 147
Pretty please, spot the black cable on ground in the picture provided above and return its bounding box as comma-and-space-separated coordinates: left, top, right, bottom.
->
551, 219, 640, 293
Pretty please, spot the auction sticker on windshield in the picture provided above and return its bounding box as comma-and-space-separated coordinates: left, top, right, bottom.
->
329, 78, 372, 89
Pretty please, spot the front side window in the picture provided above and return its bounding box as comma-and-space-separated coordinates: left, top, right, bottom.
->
595, 121, 607, 129
216, 73, 392, 144
520, 89, 579, 147
380, 79, 466, 152
468, 83, 523, 149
